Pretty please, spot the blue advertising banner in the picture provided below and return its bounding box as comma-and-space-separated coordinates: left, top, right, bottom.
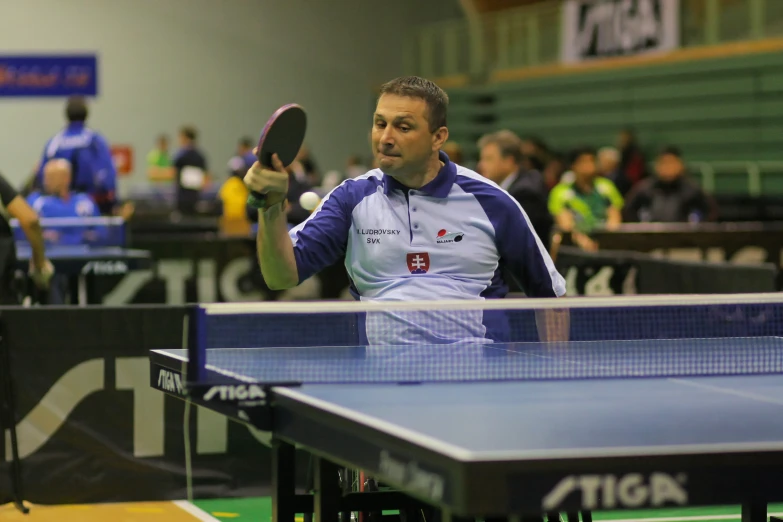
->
0, 55, 98, 97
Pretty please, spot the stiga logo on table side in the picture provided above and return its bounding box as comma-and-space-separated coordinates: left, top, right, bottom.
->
203, 384, 266, 404
157, 369, 184, 395
542, 473, 688, 510
378, 450, 445, 501
436, 229, 463, 244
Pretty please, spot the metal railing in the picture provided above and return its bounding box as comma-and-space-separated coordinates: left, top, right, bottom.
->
689, 161, 783, 195
407, 0, 783, 80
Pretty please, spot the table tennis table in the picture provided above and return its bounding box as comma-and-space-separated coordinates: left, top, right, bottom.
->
11, 216, 154, 305
149, 297, 783, 522
15, 244, 153, 305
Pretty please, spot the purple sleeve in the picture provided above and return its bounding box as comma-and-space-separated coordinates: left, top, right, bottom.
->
288, 182, 354, 284
455, 176, 565, 298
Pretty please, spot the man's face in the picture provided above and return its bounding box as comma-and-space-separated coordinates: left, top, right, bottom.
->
572, 153, 598, 181
371, 94, 442, 177
478, 143, 515, 184
597, 152, 619, 175
43, 162, 70, 194
656, 153, 683, 182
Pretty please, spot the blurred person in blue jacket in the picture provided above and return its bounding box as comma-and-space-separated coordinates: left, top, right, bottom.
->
35, 96, 117, 215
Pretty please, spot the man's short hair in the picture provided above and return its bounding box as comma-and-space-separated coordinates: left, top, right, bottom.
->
658, 145, 682, 159
180, 125, 198, 141
65, 96, 88, 122
569, 146, 596, 166
378, 76, 449, 132
477, 130, 523, 164
44, 158, 72, 173
598, 146, 620, 162
239, 136, 253, 148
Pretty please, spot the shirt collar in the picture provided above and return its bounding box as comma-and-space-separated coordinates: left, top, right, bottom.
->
383, 151, 456, 198
66, 121, 85, 131
500, 171, 519, 191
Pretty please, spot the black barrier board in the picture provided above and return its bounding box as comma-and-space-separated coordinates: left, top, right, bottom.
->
0, 306, 307, 504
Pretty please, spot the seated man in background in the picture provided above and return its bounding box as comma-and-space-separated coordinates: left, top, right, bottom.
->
28, 159, 101, 245
27, 159, 101, 304
477, 130, 552, 250
623, 146, 718, 223
548, 147, 623, 251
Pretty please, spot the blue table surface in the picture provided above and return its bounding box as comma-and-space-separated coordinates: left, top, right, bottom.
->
278, 375, 783, 458
156, 336, 783, 458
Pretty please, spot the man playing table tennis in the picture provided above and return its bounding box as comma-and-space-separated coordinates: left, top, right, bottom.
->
244, 76, 566, 344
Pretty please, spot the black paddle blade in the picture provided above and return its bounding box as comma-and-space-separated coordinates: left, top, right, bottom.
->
248, 104, 307, 209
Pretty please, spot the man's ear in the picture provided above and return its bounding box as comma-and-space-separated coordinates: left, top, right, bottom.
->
432, 126, 449, 151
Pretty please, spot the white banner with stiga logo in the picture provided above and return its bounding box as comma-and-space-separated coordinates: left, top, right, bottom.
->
560, 0, 680, 63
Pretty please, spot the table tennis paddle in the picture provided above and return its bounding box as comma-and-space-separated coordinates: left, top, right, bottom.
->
247, 104, 308, 209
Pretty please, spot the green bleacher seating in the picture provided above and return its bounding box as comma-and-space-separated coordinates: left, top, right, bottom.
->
446, 50, 783, 195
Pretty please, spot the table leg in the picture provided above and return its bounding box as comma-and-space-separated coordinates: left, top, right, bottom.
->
78, 274, 87, 306
314, 457, 342, 522
272, 439, 296, 522
741, 501, 766, 522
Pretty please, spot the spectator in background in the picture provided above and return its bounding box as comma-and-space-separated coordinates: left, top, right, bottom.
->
146, 134, 172, 183
477, 130, 552, 249
35, 96, 117, 215
521, 136, 551, 171
442, 141, 464, 165
597, 146, 621, 180
296, 145, 320, 188
219, 138, 257, 222
623, 146, 718, 223
615, 127, 647, 194
27, 159, 99, 303
346, 154, 368, 179
28, 159, 101, 241
153, 126, 209, 215
548, 147, 623, 251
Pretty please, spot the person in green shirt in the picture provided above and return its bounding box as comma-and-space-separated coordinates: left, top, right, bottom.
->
548, 146, 623, 251
146, 134, 171, 183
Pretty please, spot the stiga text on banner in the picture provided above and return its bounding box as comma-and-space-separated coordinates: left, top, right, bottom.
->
560, 0, 680, 63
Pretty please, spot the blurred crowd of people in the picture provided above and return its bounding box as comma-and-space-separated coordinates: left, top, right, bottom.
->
192, 125, 720, 253
470, 128, 718, 252
13, 96, 718, 257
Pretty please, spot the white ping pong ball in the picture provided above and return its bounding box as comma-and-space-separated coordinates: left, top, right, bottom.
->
299, 191, 320, 211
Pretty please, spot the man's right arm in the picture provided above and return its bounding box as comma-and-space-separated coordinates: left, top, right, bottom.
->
256, 195, 299, 290
246, 154, 353, 291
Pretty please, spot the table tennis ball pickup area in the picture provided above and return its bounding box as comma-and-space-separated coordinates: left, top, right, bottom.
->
150, 294, 783, 522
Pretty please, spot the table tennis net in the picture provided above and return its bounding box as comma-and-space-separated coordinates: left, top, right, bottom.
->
11, 217, 127, 247
195, 295, 783, 384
